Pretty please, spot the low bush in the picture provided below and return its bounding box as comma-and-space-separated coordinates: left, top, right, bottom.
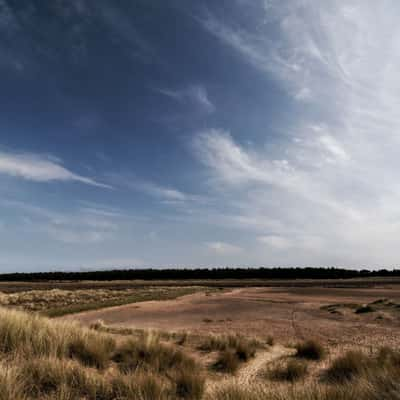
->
175, 332, 188, 346
355, 305, 374, 314
110, 373, 166, 400
324, 351, 368, 383
205, 334, 259, 374
267, 359, 308, 382
67, 335, 115, 369
199, 334, 259, 355
212, 350, 240, 374
266, 336, 274, 346
376, 346, 400, 367
112, 336, 197, 374
173, 368, 205, 399
295, 340, 325, 360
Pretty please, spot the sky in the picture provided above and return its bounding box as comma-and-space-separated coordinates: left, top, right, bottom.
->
1, 0, 400, 272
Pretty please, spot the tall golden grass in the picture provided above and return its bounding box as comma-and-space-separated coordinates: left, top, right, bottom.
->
209, 348, 400, 400
0, 307, 204, 399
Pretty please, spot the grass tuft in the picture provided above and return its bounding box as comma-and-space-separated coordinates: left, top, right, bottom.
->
324, 351, 368, 383
212, 350, 241, 374
355, 305, 374, 314
295, 340, 325, 360
112, 336, 197, 374
173, 368, 205, 399
267, 359, 308, 382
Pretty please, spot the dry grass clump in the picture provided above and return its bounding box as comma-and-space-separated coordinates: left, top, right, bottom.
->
0, 287, 204, 316
324, 350, 368, 383
199, 334, 260, 354
0, 366, 25, 400
208, 383, 365, 400
175, 331, 188, 346
266, 335, 274, 346
0, 308, 115, 367
203, 334, 260, 374
112, 335, 197, 374
0, 307, 205, 400
210, 384, 258, 400
295, 340, 325, 360
355, 305, 374, 314
212, 349, 241, 374
109, 372, 167, 400
111, 334, 205, 399
89, 320, 137, 336
173, 368, 205, 400
376, 346, 400, 367
209, 346, 400, 400
267, 359, 308, 382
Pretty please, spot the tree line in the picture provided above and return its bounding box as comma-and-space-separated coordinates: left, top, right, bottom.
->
0, 267, 399, 281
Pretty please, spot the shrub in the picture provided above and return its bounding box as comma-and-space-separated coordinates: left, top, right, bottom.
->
355, 305, 374, 314
175, 332, 188, 346
111, 372, 166, 400
266, 336, 274, 346
67, 335, 115, 369
173, 368, 205, 399
212, 350, 240, 374
20, 357, 107, 399
112, 337, 196, 374
199, 334, 259, 355
268, 359, 308, 382
210, 384, 257, 400
376, 346, 400, 367
324, 351, 368, 383
295, 340, 325, 360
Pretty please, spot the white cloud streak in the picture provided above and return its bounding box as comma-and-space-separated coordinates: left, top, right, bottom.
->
156, 85, 215, 113
193, 1, 400, 266
0, 150, 110, 188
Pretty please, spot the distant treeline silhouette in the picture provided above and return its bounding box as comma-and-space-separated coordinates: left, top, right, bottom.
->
0, 267, 399, 282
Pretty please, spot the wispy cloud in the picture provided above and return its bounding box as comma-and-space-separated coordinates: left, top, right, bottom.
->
136, 181, 188, 202
107, 173, 203, 205
191, 0, 400, 266
0, 150, 110, 188
156, 85, 215, 113
1, 199, 119, 244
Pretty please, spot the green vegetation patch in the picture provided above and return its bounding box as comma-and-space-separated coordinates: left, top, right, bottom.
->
0, 286, 210, 317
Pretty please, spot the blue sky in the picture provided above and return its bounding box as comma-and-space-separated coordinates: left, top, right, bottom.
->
1, 0, 399, 271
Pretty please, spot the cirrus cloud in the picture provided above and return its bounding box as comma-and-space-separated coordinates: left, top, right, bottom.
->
0, 150, 110, 188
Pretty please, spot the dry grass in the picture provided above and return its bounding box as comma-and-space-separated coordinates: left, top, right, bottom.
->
212, 349, 241, 374
295, 340, 325, 361
0, 287, 205, 316
324, 351, 368, 383
112, 335, 197, 374
209, 345, 400, 399
0, 307, 205, 400
266, 359, 308, 382
198, 334, 260, 354
355, 305, 375, 314
199, 334, 260, 374
0, 308, 115, 364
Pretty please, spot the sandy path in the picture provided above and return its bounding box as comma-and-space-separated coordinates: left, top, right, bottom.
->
237, 345, 293, 386
63, 286, 400, 349
206, 345, 292, 394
